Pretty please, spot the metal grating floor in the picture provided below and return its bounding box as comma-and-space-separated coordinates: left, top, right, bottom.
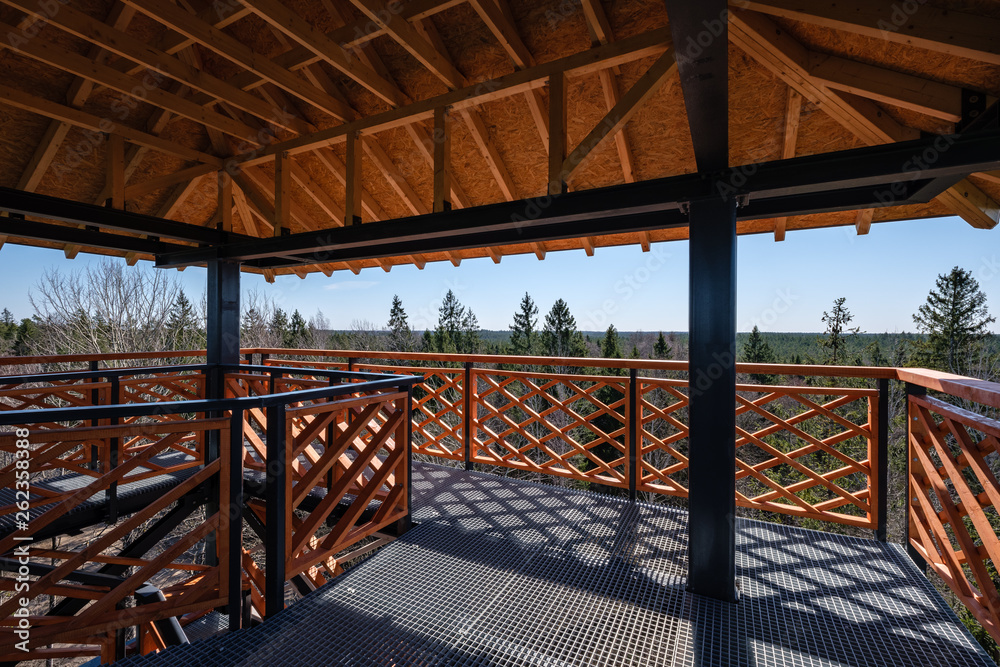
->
114, 462, 992, 667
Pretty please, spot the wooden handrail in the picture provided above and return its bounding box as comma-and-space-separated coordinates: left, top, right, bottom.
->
896, 368, 1000, 410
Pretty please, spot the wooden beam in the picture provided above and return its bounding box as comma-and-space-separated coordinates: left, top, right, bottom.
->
774, 87, 801, 242
531, 243, 545, 260
0, 84, 221, 166
562, 49, 676, 181
468, 0, 532, 68
459, 108, 517, 201
978, 171, 1000, 185
66, 3, 136, 106
433, 106, 451, 213
107, 133, 125, 209
0, 0, 311, 134
288, 160, 345, 224
345, 132, 363, 226
218, 172, 233, 233
936, 180, 1000, 230
738, 0, 1000, 67
348, 0, 464, 88
313, 147, 387, 220
376, 258, 392, 272
855, 208, 874, 235
524, 89, 549, 151
640, 231, 651, 252
408, 254, 426, 269
598, 70, 636, 183
486, 247, 502, 264
124, 163, 219, 199
232, 184, 260, 236
403, 123, 471, 208
581, 0, 614, 46
274, 152, 290, 237
232, 27, 671, 164
582, 237, 595, 256
238, 167, 321, 232
120, 0, 356, 121
730, 10, 999, 229
447, 251, 461, 267
240, 0, 405, 106
807, 53, 963, 123
548, 72, 567, 195
362, 137, 429, 216
16, 121, 71, 192
156, 176, 208, 219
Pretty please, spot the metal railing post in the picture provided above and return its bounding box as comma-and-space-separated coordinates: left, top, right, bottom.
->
228, 409, 245, 631
464, 362, 473, 471
629, 368, 639, 502
875, 378, 889, 542
89, 360, 100, 469
905, 382, 928, 572
264, 402, 287, 619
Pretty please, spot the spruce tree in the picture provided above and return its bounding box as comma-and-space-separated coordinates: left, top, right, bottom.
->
387, 295, 412, 352
286, 310, 309, 348
269, 308, 289, 347
821, 297, 860, 365
509, 292, 539, 356
600, 324, 623, 363
653, 332, 672, 359
433, 290, 480, 354
743, 325, 776, 384
165, 292, 203, 351
913, 266, 995, 374
542, 299, 585, 358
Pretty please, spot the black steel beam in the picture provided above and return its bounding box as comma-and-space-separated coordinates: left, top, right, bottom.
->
686, 195, 738, 603
156, 129, 1000, 269
0, 187, 248, 245
663, 0, 729, 171
0, 218, 191, 255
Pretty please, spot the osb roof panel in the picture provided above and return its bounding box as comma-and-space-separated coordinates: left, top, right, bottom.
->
0, 0, 997, 279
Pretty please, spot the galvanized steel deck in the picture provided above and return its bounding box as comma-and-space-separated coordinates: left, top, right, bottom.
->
116, 462, 992, 666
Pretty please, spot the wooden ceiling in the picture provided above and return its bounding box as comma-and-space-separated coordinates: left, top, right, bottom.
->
0, 0, 998, 279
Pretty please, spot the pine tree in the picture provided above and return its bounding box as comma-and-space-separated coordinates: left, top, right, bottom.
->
542, 299, 585, 358
743, 325, 776, 384
286, 310, 308, 348
509, 292, 539, 356
387, 295, 412, 352
821, 297, 860, 365
913, 266, 996, 374
653, 331, 672, 359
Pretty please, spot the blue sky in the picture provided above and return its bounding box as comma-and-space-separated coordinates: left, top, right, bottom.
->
1, 215, 997, 333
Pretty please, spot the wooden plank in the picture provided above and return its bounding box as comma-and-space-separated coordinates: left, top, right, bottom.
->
345, 132, 363, 225
288, 159, 345, 224
855, 208, 873, 235
312, 147, 387, 220
548, 73, 567, 195
562, 49, 676, 181
274, 152, 290, 237
240, 0, 404, 106
16, 120, 72, 192
740, 0, 1000, 66
936, 180, 1000, 230
403, 123, 471, 208
433, 106, 451, 213
106, 133, 125, 209
218, 172, 233, 233
808, 53, 963, 123
124, 163, 219, 199
774, 87, 800, 241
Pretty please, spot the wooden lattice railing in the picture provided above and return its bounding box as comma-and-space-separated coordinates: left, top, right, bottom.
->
259, 350, 883, 528
902, 368, 1000, 644
0, 360, 418, 662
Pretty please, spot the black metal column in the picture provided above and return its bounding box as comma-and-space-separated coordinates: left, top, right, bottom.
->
264, 403, 287, 619
686, 195, 738, 603
206, 259, 241, 371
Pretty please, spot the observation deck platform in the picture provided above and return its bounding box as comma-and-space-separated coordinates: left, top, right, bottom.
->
114, 462, 991, 667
